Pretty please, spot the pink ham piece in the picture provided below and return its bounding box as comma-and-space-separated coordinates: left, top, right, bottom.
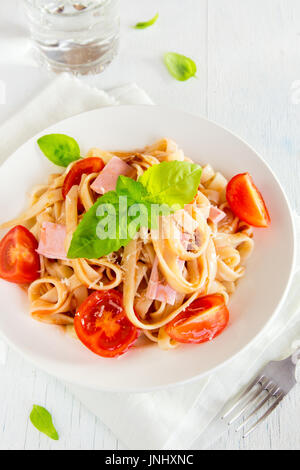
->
209, 206, 226, 224
146, 257, 182, 306
155, 283, 177, 306
173, 209, 198, 234
180, 231, 191, 250
37, 222, 67, 260
146, 257, 160, 299
91, 156, 132, 194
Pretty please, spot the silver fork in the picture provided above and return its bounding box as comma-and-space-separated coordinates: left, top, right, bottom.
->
222, 347, 300, 438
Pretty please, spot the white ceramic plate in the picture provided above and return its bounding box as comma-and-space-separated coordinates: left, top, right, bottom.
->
0, 106, 296, 392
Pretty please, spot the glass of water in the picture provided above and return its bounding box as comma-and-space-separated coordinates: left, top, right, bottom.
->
23, 0, 120, 75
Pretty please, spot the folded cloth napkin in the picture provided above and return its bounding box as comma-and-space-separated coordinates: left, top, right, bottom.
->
0, 74, 299, 450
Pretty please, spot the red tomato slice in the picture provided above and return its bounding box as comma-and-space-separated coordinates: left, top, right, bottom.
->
0, 225, 40, 284
226, 173, 270, 228
62, 157, 105, 204
165, 294, 229, 344
74, 290, 138, 358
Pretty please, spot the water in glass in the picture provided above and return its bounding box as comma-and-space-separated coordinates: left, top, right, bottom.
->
24, 0, 120, 74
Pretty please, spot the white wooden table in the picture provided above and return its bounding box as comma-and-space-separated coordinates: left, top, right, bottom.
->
0, 0, 299, 450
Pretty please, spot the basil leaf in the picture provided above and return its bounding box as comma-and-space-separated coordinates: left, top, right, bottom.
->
138, 161, 202, 208
116, 175, 148, 200
68, 162, 202, 259
37, 134, 81, 167
68, 179, 167, 259
67, 191, 138, 259
164, 52, 197, 81
116, 175, 170, 228
134, 12, 159, 29
30, 405, 59, 441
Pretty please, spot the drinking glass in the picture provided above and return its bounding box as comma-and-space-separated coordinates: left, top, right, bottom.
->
23, 0, 120, 74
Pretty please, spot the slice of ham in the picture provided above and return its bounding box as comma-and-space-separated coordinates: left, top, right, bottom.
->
155, 283, 177, 306
209, 206, 226, 224
174, 209, 199, 234
37, 222, 67, 260
91, 156, 132, 194
146, 257, 160, 299
180, 231, 191, 250
146, 256, 183, 306
198, 205, 211, 220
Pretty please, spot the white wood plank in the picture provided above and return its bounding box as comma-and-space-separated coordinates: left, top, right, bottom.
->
0, 0, 299, 450
210, 386, 300, 450
207, 0, 300, 213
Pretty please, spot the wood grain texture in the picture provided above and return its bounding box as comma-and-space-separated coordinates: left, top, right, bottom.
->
0, 0, 299, 450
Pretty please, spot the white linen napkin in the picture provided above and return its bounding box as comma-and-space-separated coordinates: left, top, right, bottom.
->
0, 74, 299, 450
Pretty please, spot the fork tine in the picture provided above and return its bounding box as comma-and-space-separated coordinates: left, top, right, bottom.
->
228, 378, 270, 425
243, 391, 285, 438
222, 374, 264, 420
236, 384, 278, 432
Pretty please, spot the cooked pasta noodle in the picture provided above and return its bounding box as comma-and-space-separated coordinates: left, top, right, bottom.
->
0, 138, 254, 351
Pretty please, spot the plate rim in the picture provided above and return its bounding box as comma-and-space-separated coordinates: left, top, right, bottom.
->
0, 104, 296, 392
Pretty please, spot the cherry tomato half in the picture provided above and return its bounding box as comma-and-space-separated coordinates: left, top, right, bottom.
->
165, 294, 229, 344
62, 157, 105, 201
226, 173, 270, 228
0, 225, 40, 284
74, 290, 138, 358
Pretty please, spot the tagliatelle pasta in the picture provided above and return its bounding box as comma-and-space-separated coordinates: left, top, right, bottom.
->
0, 138, 255, 354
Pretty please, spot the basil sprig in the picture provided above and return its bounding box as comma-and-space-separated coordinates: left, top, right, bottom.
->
30, 405, 59, 441
164, 52, 197, 81
37, 133, 81, 167
67, 189, 144, 259
134, 13, 159, 29
68, 161, 202, 260
139, 161, 201, 206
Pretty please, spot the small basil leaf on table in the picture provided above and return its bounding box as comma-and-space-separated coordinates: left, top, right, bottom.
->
37, 133, 81, 167
30, 405, 59, 441
164, 52, 197, 81
134, 13, 159, 29
138, 161, 202, 207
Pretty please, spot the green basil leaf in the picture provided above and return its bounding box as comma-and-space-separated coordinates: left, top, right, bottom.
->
134, 12, 159, 29
116, 175, 148, 200
117, 176, 172, 228
138, 161, 202, 208
164, 52, 197, 81
67, 190, 138, 259
68, 162, 202, 259
68, 180, 166, 260
37, 134, 81, 167
30, 405, 59, 441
